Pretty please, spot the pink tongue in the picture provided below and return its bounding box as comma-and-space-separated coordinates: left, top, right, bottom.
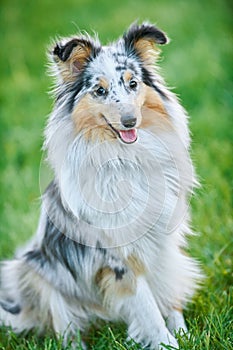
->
119, 129, 137, 143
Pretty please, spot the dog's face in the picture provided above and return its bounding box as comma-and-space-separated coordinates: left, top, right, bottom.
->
51, 23, 168, 144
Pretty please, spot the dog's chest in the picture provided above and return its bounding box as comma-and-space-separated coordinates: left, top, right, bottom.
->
59, 131, 189, 246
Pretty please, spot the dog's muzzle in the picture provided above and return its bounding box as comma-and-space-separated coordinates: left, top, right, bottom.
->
118, 115, 137, 144
121, 116, 137, 128
102, 114, 138, 144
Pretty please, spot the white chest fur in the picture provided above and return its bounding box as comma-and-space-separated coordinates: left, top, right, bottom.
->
56, 128, 193, 247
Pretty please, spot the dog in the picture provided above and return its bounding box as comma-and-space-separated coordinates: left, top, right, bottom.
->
0, 22, 201, 349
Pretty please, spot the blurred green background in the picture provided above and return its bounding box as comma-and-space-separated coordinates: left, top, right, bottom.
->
0, 0, 232, 349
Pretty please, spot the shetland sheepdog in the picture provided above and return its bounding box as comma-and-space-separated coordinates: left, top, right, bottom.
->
0, 22, 201, 349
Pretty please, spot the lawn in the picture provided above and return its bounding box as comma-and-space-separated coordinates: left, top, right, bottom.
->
0, 0, 232, 349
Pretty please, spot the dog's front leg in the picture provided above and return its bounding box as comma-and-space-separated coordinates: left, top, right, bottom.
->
124, 276, 179, 350
96, 266, 178, 350
166, 308, 188, 336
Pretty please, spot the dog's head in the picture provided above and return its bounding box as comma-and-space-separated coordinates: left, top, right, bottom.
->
50, 23, 169, 144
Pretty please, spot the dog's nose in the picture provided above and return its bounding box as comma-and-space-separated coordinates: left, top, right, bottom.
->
121, 116, 137, 128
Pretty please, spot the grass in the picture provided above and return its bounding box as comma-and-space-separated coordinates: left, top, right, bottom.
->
0, 0, 232, 349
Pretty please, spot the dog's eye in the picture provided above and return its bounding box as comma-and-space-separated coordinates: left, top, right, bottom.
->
96, 86, 107, 97
129, 80, 138, 90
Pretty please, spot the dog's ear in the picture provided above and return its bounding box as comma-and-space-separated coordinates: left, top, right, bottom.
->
123, 23, 168, 68
52, 37, 100, 82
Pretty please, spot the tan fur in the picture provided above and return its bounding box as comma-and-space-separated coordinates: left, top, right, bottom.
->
55, 44, 92, 82
95, 255, 145, 308
143, 85, 167, 115
134, 39, 160, 68
98, 77, 109, 90
140, 84, 170, 130
95, 267, 136, 307
127, 254, 146, 276
72, 94, 117, 142
124, 70, 133, 82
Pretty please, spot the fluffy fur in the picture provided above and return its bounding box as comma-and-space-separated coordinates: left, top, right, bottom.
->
0, 22, 201, 349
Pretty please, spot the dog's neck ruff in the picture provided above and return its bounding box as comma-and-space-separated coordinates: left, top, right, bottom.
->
51, 128, 193, 247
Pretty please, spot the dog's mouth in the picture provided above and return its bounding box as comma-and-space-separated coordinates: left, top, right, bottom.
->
102, 115, 138, 144
118, 129, 137, 144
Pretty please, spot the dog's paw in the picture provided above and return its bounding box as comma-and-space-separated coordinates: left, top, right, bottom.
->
158, 331, 179, 349
138, 330, 178, 350
166, 309, 187, 337
127, 330, 178, 350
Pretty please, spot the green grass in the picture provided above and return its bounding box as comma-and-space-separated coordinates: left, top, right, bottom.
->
0, 0, 232, 349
